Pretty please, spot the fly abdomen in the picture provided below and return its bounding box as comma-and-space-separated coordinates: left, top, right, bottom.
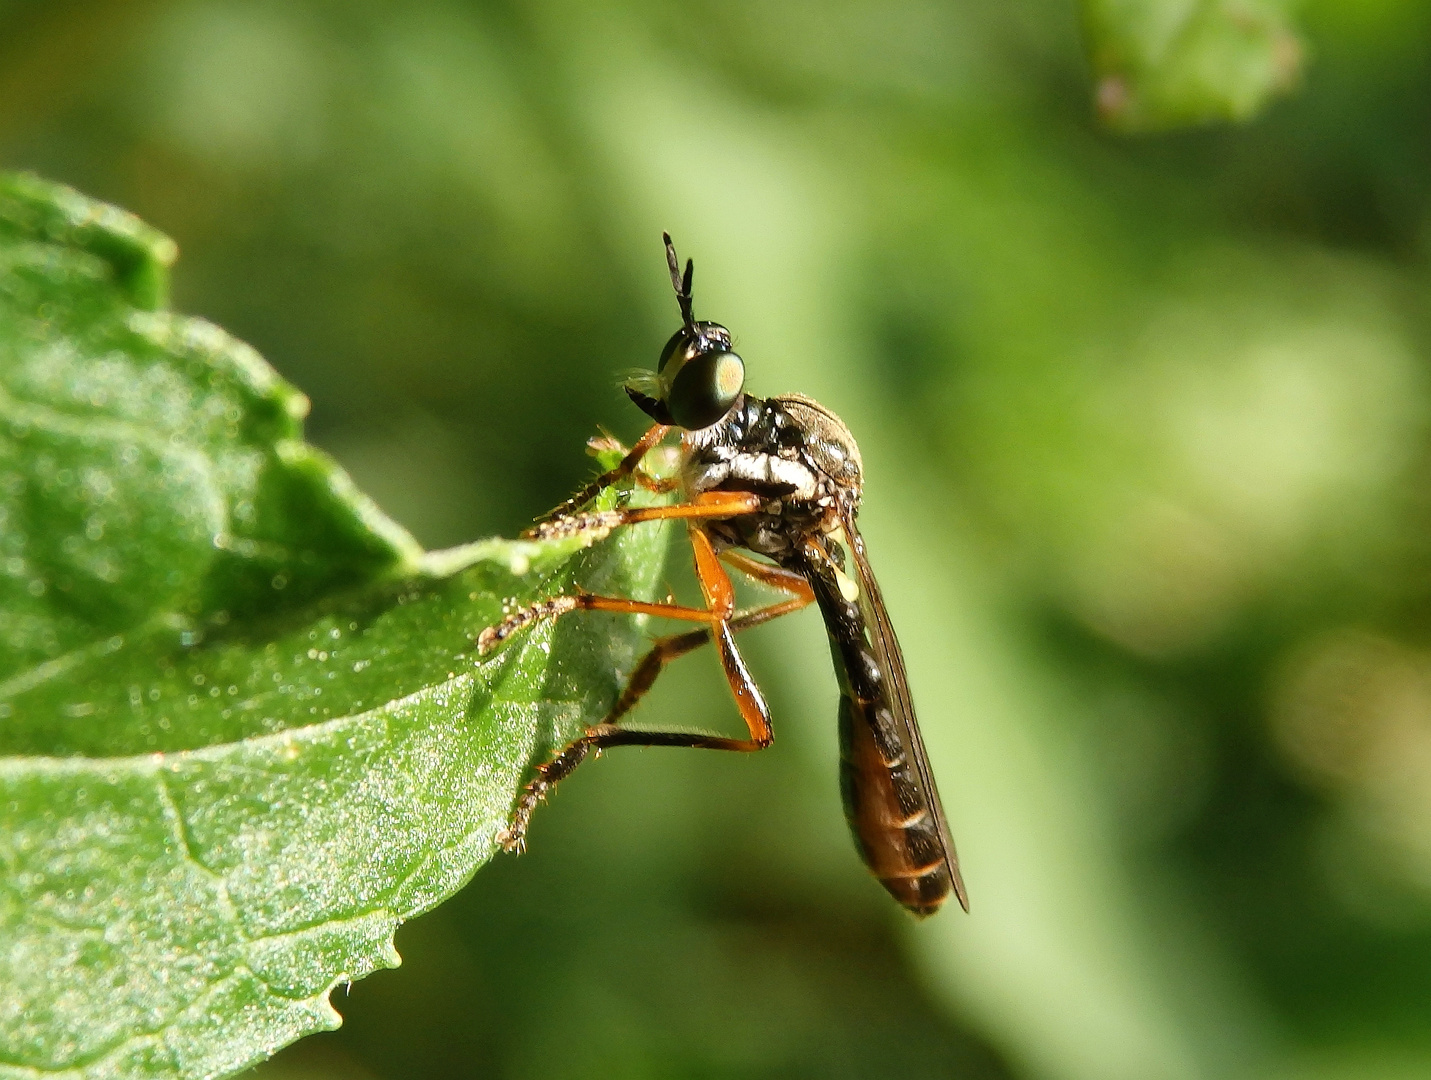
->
801, 540, 957, 917
838, 688, 954, 915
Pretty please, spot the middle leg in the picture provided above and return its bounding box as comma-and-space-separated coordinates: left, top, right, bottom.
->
589, 550, 814, 729
496, 533, 814, 851
524, 489, 764, 542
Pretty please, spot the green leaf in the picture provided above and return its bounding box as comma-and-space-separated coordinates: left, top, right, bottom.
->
0, 175, 672, 1079
1081, 0, 1306, 132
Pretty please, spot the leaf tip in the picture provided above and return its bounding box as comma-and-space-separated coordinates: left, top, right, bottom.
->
0, 170, 179, 308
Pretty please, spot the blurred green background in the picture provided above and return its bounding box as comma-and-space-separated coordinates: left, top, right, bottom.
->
7, 1, 1431, 1077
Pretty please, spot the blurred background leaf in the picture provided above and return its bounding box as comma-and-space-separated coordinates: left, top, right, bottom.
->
1082, 0, 1306, 131
5, 0, 1431, 1078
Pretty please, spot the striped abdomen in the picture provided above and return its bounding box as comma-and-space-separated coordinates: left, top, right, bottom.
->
835, 640, 953, 915
799, 540, 958, 916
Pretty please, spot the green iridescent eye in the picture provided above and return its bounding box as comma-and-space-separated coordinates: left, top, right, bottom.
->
665, 349, 745, 429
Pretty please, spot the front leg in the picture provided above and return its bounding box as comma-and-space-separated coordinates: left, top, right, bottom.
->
529, 423, 671, 529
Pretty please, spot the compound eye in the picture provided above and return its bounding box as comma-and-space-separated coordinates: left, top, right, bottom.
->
666, 349, 745, 429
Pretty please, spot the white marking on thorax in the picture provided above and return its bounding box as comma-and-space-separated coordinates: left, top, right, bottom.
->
685, 451, 818, 501
685, 459, 729, 494
727, 453, 818, 499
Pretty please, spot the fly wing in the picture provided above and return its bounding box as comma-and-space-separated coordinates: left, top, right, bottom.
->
844, 515, 969, 912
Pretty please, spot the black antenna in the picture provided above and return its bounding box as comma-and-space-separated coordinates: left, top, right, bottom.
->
663, 231, 695, 327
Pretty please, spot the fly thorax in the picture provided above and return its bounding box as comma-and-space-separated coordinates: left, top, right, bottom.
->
680, 395, 861, 557
768, 395, 864, 497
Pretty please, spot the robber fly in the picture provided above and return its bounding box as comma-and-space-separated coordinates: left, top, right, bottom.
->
477, 235, 967, 916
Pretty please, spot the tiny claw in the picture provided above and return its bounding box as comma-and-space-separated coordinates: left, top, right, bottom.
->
496, 826, 526, 854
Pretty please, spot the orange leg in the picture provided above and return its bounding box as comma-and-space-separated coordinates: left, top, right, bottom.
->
494, 527, 816, 852
602, 591, 813, 729
583, 434, 679, 496
525, 489, 763, 541
721, 549, 817, 602
531, 424, 670, 527
482, 494, 763, 653
478, 592, 717, 655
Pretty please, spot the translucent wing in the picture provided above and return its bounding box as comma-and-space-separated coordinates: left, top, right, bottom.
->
845, 515, 967, 913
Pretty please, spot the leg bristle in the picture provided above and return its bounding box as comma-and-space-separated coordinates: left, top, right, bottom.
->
523, 510, 623, 541
496, 735, 596, 855
476, 595, 581, 655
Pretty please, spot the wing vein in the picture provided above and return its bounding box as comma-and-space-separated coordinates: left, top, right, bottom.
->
845, 515, 969, 912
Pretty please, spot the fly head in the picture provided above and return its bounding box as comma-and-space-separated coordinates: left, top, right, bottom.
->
625, 233, 746, 431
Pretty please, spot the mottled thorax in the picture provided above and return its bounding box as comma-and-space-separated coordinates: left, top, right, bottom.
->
682, 395, 864, 560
